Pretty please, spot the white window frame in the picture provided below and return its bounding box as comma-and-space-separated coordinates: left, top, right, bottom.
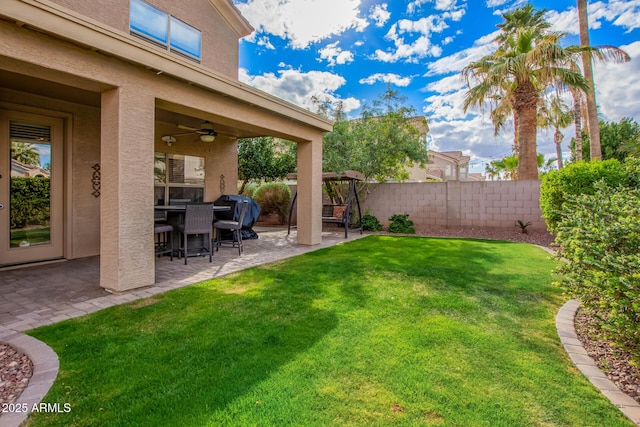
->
130, 0, 202, 61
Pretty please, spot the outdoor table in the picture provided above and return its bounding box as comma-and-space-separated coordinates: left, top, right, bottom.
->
154, 205, 231, 257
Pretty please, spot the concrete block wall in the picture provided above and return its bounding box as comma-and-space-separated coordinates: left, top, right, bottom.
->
361, 180, 546, 230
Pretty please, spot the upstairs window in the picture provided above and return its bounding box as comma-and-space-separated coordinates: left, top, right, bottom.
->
130, 0, 201, 61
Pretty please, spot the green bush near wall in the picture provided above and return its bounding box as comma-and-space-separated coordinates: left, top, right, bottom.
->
10, 177, 51, 229
254, 182, 291, 225
539, 159, 639, 233
554, 181, 640, 356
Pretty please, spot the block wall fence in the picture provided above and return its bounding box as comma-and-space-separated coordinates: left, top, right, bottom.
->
287, 180, 545, 231
358, 180, 546, 230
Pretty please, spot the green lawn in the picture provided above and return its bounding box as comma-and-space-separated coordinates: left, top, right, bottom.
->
10, 227, 50, 247
26, 236, 632, 426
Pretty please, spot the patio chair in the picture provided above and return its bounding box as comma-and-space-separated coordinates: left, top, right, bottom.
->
214, 200, 248, 256
154, 223, 173, 261
177, 203, 214, 265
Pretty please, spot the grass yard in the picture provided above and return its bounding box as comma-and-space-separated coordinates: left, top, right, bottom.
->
25, 236, 632, 426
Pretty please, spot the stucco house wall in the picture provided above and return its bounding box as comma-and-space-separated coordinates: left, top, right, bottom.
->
48, 0, 242, 78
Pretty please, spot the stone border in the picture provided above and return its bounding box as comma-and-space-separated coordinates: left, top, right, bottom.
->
557, 299, 640, 426
0, 331, 59, 427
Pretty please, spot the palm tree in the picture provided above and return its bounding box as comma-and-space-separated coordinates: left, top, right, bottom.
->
576, 0, 631, 160
463, 26, 589, 179
538, 94, 573, 169
569, 85, 584, 161
577, 0, 601, 159
488, 4, 550, 155
486, 155, 518, 180
463, 5, 627, 179
11, 141, 41, 166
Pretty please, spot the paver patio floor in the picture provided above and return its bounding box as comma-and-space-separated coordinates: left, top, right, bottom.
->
0, 228, 364, 334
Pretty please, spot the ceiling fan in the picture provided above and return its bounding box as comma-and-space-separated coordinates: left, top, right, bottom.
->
162, 121, 218, 145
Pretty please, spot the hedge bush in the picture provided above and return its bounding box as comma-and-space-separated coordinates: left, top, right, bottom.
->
239, 183, 259, 199
554, 181, 640, 353
361, 213, 383, 231
254, 182, 291, 225
540, 159, 630, 233
388, 214, 415, 234
10, 177, 51, 229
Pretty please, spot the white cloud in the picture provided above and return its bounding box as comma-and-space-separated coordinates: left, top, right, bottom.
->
318, 42, 355, 66
359, 73, 413, 87
594, 40, 640, 122
256, 36, 275, 50
408, 0, 465, 14
373, 11, 465, 63
591, 0, 640, 33
235, 0, 368, 49
547, 1, 640, 35
239, 68, 361, 113
424, 36, 497, 76
371, 4, 391, 27
424, 74, 464, 95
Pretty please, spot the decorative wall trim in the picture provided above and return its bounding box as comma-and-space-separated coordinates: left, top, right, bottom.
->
219, 174, 225, 194
91, 164, 101, 198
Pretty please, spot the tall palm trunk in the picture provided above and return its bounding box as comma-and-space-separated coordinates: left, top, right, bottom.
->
514, 80, 539, 180
570, 86, 583, 161
578, 0, 601, 160
554, 129, 564, 169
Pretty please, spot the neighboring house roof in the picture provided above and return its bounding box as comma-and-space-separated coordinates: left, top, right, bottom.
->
10, 159, 50, 177
427, 150, 470, 166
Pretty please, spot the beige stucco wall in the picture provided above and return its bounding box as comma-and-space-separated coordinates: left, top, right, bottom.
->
362, 180, 546, 230
48, 0, 242, 78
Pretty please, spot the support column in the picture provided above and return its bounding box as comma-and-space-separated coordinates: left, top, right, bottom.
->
100, 87, 155, 292
296, 134, 322, 245
204, 136, 237, 201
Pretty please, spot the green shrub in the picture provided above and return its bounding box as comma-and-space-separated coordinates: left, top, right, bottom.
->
554, 181, 640, 355
239, 183, 259, 198
10, 177, 51, 229
254, 182, 291, 225
388, 214, 415, 234
361, 213, 383, 231
540, 159, 629, 233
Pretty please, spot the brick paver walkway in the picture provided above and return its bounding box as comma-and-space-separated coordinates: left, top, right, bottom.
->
0, 229, 364, 333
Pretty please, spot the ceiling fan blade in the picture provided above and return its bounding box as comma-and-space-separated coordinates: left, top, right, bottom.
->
177, 124, 199, 132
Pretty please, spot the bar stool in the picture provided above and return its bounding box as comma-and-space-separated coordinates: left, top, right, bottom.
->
154, 223, 174, 261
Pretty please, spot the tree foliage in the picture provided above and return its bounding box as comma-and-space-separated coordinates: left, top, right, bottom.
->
485, 153, 551, 180
539, 158, 639, 233
11, 141, 41, 166
320, 87, 428, 183
10, 177, 50, 229
554, 180, 640, 355
571, 117, 640, 161
237, 137, 297, 194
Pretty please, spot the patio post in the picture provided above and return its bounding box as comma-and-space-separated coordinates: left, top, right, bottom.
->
100, 87, 156, 292
296, 134, 322, 245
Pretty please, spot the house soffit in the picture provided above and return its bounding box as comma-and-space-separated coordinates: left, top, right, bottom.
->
208, 0, 253, 38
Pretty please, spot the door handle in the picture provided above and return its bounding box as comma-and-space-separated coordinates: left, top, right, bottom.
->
0, 204, 4, 210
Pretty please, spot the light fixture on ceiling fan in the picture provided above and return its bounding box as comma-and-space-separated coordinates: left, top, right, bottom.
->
195, 121, 217, 142
162, 120, 218, 143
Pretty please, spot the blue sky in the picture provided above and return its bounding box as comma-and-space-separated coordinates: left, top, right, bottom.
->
233, 0, 640, 174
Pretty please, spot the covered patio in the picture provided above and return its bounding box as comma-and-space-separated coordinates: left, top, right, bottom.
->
0, 228, 366, 333
1, 0, 332, 293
